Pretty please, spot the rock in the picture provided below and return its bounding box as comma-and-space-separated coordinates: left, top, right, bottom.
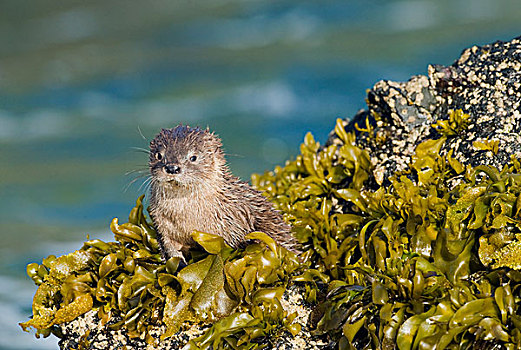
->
328, 36, 521, 186
58, 309, 200, 350
57, 285, 324, 350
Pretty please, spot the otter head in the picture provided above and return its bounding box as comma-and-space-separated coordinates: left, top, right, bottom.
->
149, 125, 226, 188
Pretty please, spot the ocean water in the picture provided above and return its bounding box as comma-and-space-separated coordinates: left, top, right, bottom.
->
1, 0, 520, 348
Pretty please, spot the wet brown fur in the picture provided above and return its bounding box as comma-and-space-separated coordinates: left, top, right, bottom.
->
148, 125, 298, 260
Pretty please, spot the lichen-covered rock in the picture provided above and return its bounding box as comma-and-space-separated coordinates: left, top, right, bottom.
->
329, 36, 521, 186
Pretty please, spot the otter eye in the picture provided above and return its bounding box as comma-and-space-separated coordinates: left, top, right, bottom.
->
155, 152, 163, 161
189, 155, 197, 162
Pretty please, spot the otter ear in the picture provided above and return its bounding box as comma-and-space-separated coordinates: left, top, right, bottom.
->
150, 136, 158, 148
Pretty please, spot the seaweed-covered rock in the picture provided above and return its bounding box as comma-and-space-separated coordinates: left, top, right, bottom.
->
21, 36, 521, 349
254, 36, 521, 349
20, 196, 306, 349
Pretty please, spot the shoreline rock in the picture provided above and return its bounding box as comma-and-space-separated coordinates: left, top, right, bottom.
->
23, 35, 521, 349
329, 36, 521, 186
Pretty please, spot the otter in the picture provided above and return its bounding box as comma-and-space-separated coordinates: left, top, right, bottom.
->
148, 125, 298, 261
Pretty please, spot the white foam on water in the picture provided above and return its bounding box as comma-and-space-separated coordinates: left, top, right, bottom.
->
128, 80, 299, 128
232, 81, 298, 118
0, 109, 70, 142
187, 7, 320, 49
454, 0, 500, 20
387, 0, 439, 32
30, 8, 99, 46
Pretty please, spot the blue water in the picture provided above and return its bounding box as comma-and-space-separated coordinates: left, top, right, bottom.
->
1, 0, 520, 348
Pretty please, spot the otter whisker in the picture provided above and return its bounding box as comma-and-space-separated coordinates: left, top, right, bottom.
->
125, 168, 148, 176
131, 147, 151, 155
124, 171, 150, 192
137, 125, 148, 141
139, 175, 154, 192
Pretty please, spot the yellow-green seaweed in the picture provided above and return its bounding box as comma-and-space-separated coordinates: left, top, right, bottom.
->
20, 196, 302, 347
21, 110, 521, 349
253, 115, 521, 349
431, 109, 471, 136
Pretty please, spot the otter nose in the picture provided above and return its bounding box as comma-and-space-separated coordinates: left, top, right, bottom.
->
165, 164, 181, 174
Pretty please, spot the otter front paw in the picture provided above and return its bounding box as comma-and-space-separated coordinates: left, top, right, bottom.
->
160, 240, 187, 263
